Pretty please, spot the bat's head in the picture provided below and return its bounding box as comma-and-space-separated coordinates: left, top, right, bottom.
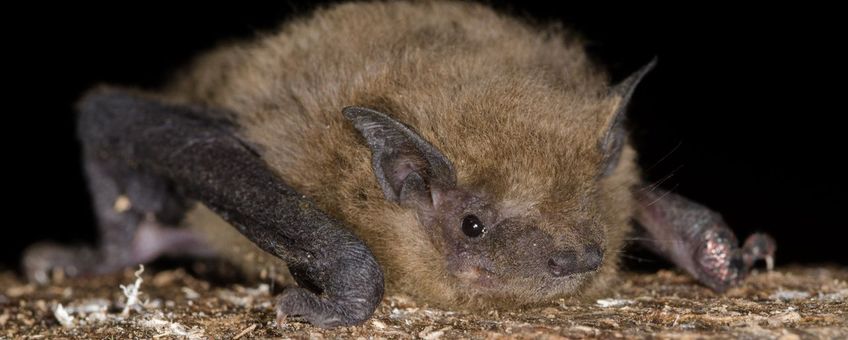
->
344, 61, 654, 308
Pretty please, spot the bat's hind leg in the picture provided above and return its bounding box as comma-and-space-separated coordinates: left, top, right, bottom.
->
23, 122, 211, 285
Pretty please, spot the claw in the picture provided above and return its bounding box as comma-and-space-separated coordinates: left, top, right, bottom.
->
22, 242, 99, 284
275, 287, 347, 328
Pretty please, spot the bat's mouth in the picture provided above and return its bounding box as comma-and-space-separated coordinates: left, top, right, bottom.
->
453, 265, 497, 289
450, 261, 595, 302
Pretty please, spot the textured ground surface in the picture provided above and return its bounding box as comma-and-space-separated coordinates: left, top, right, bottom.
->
1, 265, 846, 339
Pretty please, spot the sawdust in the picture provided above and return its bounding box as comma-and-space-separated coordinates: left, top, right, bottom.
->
1, 265, 845, 339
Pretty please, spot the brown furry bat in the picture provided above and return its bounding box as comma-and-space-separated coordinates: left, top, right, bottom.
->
23, 1, 775, 327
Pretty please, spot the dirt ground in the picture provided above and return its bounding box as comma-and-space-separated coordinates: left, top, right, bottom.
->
1, 264, 846, 339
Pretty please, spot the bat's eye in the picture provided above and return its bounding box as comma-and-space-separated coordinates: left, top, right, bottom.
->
461, 215, 486, 238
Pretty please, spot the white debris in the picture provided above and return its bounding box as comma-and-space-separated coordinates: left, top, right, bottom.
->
570, 325, 601, 335
120, 265, 145, 316
181, 287, 200, 300
143, 298, 162, 309
49, 265, 211, 333
418, 326, 451, 340
246, 283, 270, 296
218, 283, 270, 307
140, 316, 205, 340
372, 319, 387, 329
53, 304, 74, 328
770, 290, 810, 301
596, 298, 634, 308
218, 290, 253, 307
233, 324, 258, 339
817, 289, 848, 303
767, 310, 802, 327
66, 298, 110, 314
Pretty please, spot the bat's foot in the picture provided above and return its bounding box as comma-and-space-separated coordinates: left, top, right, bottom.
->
22, 242, 105, 284
690, 227, 745, 292
22, 222, 214, 285
742, 232, 777, 271
274, 250, 384, 328
691, 229, 777, 292
275, 287, 369, 328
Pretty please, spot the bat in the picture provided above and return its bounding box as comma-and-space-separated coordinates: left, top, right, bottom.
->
23, 1, 775, 328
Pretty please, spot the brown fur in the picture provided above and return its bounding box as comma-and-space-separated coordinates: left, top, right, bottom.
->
164, 1, 638, 309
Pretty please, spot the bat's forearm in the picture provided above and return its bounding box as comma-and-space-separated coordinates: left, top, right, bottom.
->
76, 88, 384, 327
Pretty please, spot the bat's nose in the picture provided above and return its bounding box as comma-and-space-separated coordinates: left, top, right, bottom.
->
547, 244, 604, 277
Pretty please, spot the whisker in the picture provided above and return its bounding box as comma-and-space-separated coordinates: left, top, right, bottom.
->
645, 183, 678, 206
621, 236, 688, 247
617, 253, 657, 263
639, 164, 684, 193
606, 248, 658, 262
622, 237, 678, 242
645, 141, 683, 172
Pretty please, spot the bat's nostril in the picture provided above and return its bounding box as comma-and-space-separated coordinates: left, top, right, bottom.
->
547, 250, 579, 277
548, 245, 604, 277
583, 244, 604, 271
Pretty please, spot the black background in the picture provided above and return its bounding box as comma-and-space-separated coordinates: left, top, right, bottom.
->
5, 2, 845, 271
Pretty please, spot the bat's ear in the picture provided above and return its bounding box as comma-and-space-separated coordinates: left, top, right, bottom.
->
344, 106, 456, 208
599, 58, 656, 176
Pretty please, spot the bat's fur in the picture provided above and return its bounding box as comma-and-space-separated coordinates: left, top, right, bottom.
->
166, 1, 638, 309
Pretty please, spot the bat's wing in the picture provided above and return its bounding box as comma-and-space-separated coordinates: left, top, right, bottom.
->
25, 88, 383, 327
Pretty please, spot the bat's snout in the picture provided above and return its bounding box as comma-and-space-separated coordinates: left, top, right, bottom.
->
547, 244, 604, 277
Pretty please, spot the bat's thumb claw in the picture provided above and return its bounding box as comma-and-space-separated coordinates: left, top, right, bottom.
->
742, 232, 777, 270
